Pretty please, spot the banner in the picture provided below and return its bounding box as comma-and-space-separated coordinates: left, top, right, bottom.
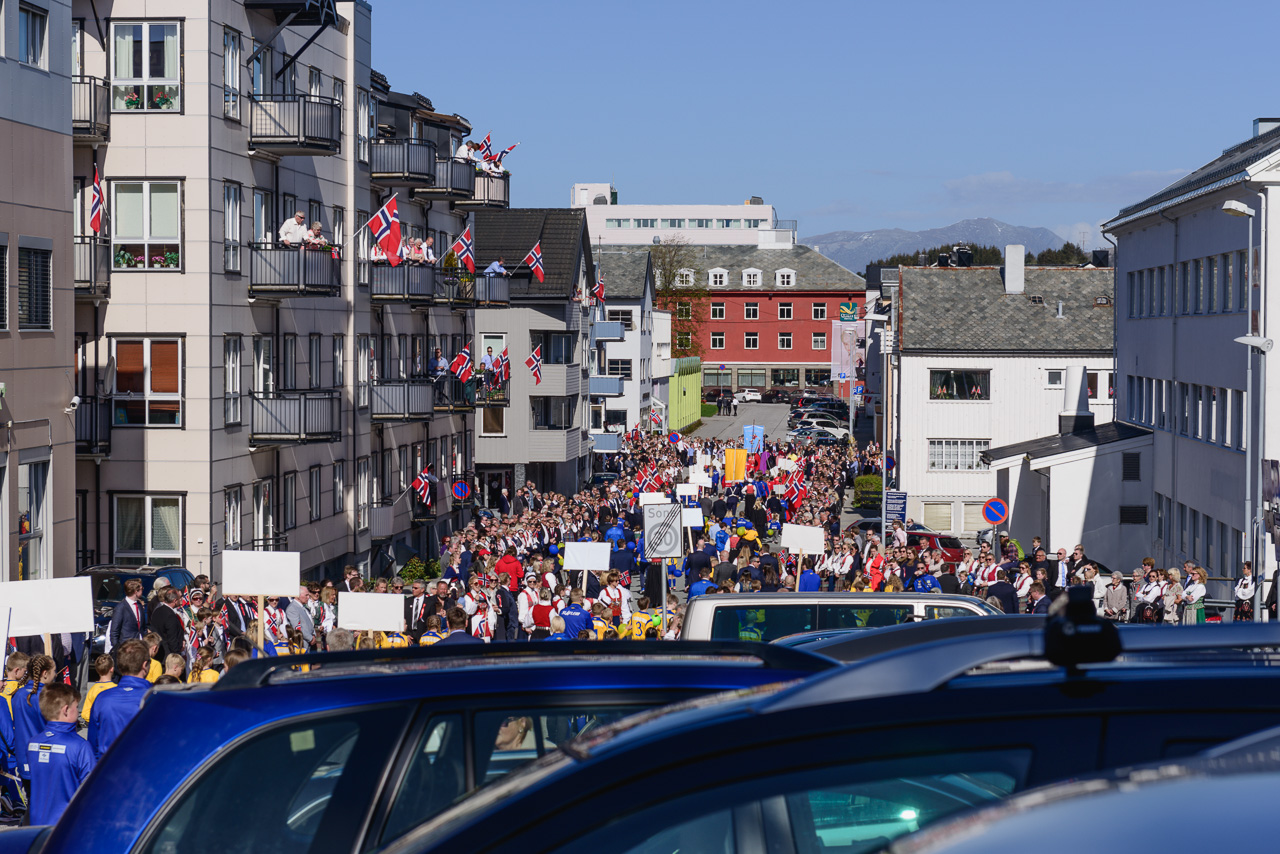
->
338, 592, 406, 631
222, 550, 301, 596
781, 523, 826, 554
743, 425, 764, 454
564, 542, 611, 571
724, 448, 748, 483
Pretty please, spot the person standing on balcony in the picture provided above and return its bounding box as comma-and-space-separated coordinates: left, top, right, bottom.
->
422, 235, 437, 263
279, 211, 307, 247
304, 222, 329, 249
456, 140, 481, 162
484, 257, 509, 277
430, 347, 451, 402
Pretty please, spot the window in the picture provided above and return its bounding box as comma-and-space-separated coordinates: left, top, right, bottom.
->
308, 67, 322, 98
1233, 389, 1244, 449
812, 303, 827, 320
676, 332, 691, 350
744, 332, 758, 349
222, 29, 240, 118
253, 335, 274, 393
710, 302, 725, 320
738, 369, 765, 387
19, 4, 46, 67
777, 303, 793, 320
929, 370, 990, 401
690, 219, 711, 229
710, 332, 724, 350
112, 180, 182, 269
282, 334, 297, 389
922, 502, 953, 531
744, 302, 759, 320
308, 334, 322, 389
812, 332, 826, 350
17, 461, 49, 579
718, 219, 741, 229
252, 480, 273, 545
480, 407, 505, 436
111, 22, 181, 111
776, 269, 795, 288
606, 309, 633, 330
1206, 257, 1217, 313
709, 269, 727, 288
927, 439, 991, 471
356, 457, 369, 531
280, 54, 296, 95
743, 270, 761, 288
332, 461, 345, 515
1179, 262, 1189, 315
606, 359, 633, 380
356, 88, 370, 163
634, 218, 657, 228
224, 335, 242, 424
0, 244, 7, 330
529, 332, 574, 364
252, 189, 273, 245
778, 333, 792, 350
1221, 253, 1232, 313
17, 246, 52, 330
772, 368, 799, 387
224, 487, 241, 550
356, 334, 370, 407
806, 368, 830, 386
604, 218, 631, 229
332, 207, 345, 248
1158, 266, 1168, 315
114, 494, 182, 566
531, 397, 577, 430
660, 219, 684, 228
704, 368, 732, 387
1192, 259, 1202, 313
249, 41, 271, 96
1178, 383, 1189, 435
676, 301, 692, 320
1046, 369, 1063, 387
308, 467, 322, 522
224, 182, 241, 272
674, 269, 693, 288
1135, 270, 1145, 317
113, 339, 182, 426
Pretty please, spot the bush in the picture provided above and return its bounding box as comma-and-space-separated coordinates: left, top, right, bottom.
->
701, 403, 718, 418
399, 556, 440, 583
854, 475, 882, 508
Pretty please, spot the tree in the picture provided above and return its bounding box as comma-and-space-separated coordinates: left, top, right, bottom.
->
866, 244, 1006, 273
1034, 242, 1089, 266
649, 236, 707, 358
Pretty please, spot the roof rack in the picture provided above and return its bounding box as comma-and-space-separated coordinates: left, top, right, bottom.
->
762, 622, 1280, 714
213, 640, 834, 690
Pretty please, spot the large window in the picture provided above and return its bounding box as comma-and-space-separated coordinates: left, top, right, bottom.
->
703, 368, 731, 387
224, 182, 241, 273
249, 41, 271, 96
606, 359, 632, 380
531, 396, 576, 430
17, 247, 52, 330
805, 368, 830, 386
481, 407, 505, 436
112, 180, 182, 269
114, 494, 182, 565
224, 335, 241, 424
744, 302, 759, 320
606, 309, 633, 330
529, 332, 574, 365
17, 461, 48, 580
771, 368, 799, 388
111, 22, 181, 111
113, 338, 183, 426
930, 369, 990, 400
19, 4, 47, 67
744, 332, 758, 349
927, 439, 990, 471
737, 369, 766, 387
222, 28, 240, 118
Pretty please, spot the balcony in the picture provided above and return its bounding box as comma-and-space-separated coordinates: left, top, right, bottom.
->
75, 396, 111, 457
249, 245, 341, 298
72, 76, 110, 143
371, 380, 435, 421
433, 378, 475, 413
457, 171, 510, 209
249, 391, 341, 445
475, 273, 510, 306
591, 431, 622, 453
474, 378, 510, 408
369, 138, 438, 188
74, 236, 111, 300
439, 270, 476, 306
414, 157, 476, 199
593, 320, 625, 342
589, 375, 625, 396
248, 95, 341, 156
409, 486, 438, 524
244, 0, 343, 25
248, 536, 289, 551
369, 262, 438, 306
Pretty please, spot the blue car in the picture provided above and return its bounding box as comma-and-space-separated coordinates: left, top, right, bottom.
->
11, 642, 831, 854
79, 565, 197, 663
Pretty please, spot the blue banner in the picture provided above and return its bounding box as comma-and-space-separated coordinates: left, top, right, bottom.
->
743, 425, 764, 454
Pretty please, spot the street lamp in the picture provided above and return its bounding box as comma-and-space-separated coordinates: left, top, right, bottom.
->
1223, 200, 1264, 620
864, 312, 891, 545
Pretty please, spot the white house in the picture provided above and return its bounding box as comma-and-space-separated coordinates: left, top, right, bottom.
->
891, 255, 1116, 536
591, 246, 655, 433
570, 182, 793, 247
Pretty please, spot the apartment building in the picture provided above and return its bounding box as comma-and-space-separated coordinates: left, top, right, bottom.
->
589, 246, 653, 438
570, 182, 793, 247
70, 0, 504, 579
1, 0, 75, 580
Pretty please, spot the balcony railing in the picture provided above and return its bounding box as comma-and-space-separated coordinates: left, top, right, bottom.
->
408, 487, 438, 523
249, 391, 341, 445
248, 95, 341, 156
591, 431, 622, 453
74, 236, 111, 299
589, 375, 625, 396
415, 157, 476, 199
593, 320, 625, 342
433, 377, 476, 411
475, 273, 510, 306
474, 377, 510, 407
249, 244, 342, 298
72, 76, 110, 142
371, 380, 435, 421
370, 138, 437, 188
249, 535, 289, 552
369, 262, 437, 305
439, 270, 476, 305
458, 171, 510, 208
75, 396, 111, 457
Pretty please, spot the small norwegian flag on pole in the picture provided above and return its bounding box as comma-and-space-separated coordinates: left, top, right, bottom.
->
593, 271, 605, 303
499, 346, 512, 382
90, 166, 104, 234
491, 142, 519, 166
650, 408, 663, 426
450, 226, 475, 273
450, 345, 473, 383
525, 345, 543, 385
411, 464, 436, 507
523, 241, 544, 283
363, 196, 402, 267
477, 132, 492, 161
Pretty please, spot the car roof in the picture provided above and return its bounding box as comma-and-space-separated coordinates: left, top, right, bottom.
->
783, 616, 1048, 661
688, 592, 995, 607
78, 564, 194, 577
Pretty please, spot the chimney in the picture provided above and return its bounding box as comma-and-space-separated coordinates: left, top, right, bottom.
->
1091, 249, 1110, 268
1254, 118, 1280, 137
955, 246, 973, 267
917, 253, 927, 267
1003, 245, 1025, 295
1058, 366, 1095, 434
937, 253, 950, 267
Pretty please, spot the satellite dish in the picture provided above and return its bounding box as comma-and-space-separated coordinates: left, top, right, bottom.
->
101, 356, 116, 394
652, 236, 661, 245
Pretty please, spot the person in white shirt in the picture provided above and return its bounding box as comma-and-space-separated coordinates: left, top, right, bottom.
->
422, 235, 437, 263
279, 211, 308, 246
455, 140, 480, 162
891, 521, 908, 548
1180, 566, 1208, 625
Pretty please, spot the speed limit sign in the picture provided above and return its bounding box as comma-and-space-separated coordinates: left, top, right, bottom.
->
643, 504, 683, 560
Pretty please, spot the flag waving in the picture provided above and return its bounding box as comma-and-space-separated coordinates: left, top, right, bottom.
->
411, 464, 437, 507
450, 346, 473, 383
90, 166, 104, 234
491, 143, 519, 166
523, 242, 544, 283
450, 226, 475, 273
365, 197, 402, 267
593, 271, 605, 303
498, 346, 511, 382
525, 345, 543, 385
477, 132, 492, 161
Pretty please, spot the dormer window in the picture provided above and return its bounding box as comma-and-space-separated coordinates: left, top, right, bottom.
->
675, 269, 693, 288
743, 268, 762, 288
776, 268, 796, 288
709, 268, 728, 288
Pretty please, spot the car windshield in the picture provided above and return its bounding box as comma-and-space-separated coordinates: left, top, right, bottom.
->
709, 604, 918, 641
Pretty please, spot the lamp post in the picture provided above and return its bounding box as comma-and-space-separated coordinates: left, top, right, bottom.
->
865, 312, 891, 546
1223, 200, 1267, 620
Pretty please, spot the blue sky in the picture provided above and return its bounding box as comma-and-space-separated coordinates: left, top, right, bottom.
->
373, 0, 1280, 248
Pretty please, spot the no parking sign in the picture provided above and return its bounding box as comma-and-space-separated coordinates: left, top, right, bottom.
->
982, 498, 1008, 527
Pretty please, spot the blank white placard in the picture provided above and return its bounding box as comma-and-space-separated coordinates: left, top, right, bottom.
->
222, 550, 301, 597
338, 592, 406, 631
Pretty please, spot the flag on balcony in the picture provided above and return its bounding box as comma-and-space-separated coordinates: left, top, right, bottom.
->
650, 408, 663, 426
593, 271, 605, 303
478, 132, 492, 161
411, 464, 437, 507
491, 143, 519, 166
450, 226, 475, 273
525, 345, 543, 385
497, 346, 511, 382
450, 346, 473, 383
365, 196, 402, 268
90, 166, 104, 234
523, 242, 544, 283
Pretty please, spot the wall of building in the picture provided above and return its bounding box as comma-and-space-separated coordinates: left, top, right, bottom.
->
668, 357, 701, 432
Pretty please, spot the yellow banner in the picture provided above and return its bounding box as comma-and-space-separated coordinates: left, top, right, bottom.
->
724, 449, 748, 483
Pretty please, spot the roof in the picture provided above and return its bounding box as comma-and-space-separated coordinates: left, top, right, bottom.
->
594, 246, 653, 299
1106, 125, 1280, 229
472, 209, 594, 299
693, 244, 865, 291
898, 266, 1114, 352
981, 421, 1153, 464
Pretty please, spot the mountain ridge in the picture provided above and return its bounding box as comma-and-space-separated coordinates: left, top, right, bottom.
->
802, 218, 1066, 275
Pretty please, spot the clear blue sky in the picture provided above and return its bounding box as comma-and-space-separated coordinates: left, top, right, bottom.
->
373, 0, 1280, 248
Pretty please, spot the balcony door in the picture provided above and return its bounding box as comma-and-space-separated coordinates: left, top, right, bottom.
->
253, 480, 274, 546
73, 178, 84, 235
254, 337, 274, 393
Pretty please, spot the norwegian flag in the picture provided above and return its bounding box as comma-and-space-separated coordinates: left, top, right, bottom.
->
477, 132, 492, 161
496, 346, 511, 382
490, 142, 519, 166
523, 241, 544, 283
90, 166, 104, 234
649, 408, 662, 426
450, 345, 473, 383
636, 463, 660, 493
450, 226, 475, 273
364, 197, 402, 268
593, 271, 605, 303
411, 464, 437, 507
525, 345, 543, 385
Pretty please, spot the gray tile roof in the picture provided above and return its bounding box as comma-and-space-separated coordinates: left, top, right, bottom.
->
982, 421, 1152, 463
899, 267, 1114, 352
472, 208, 594, 299
692, 244, 865, 291
593, 246, 652, 299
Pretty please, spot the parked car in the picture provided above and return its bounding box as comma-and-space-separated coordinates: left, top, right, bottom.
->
844, 519, 937, 538
760, 389, 792, 404
589, 471, 619, 488
795, 413, 847, 431
787, 425, 850, 442
681, 592, 1001, 641
79, 564, 197, 660
702, 387, 731, 404
22, 642, 835, 854
908, 530, 966, 566
375, 614, 1280, 854
774, 615, 1048, 659
733, 388, 762, 402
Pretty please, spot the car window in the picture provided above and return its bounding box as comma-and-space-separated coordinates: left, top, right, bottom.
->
473, 706, 645, 784
710, 605, 817, 642
378, 714, 465, 846
91, 574, 124, 602
927, 605, 979, 620
819, 604, 914, 630
140, 705, 411, 854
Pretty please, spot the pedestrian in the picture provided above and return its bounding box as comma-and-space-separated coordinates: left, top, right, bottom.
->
88, 640, 152, 760
27, 683, 95, 826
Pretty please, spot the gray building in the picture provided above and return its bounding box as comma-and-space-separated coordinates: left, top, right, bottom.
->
590, 245, 654, 443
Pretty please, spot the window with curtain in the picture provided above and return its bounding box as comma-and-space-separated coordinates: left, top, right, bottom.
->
531, 397, 576, 430
114, 494, 182, 566
111, 22, 181, 111
333, 334, 345, 387
18, 248, 52, 330
224, 335, 241, 424
356, 89, 370, 163
310, 467, 323, 522
224, 486, 241, 550
224, 182, 241, 273
223, 29, 240, 118
253, 189, 273, 245
332, 461, 345, 515
19, 4, 47, 68
929, 370, 991, 401
112, 338, 182, 426
111, 180, 181, 269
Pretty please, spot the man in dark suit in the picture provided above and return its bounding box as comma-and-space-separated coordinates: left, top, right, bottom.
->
424, 581, 457, 621
405, 581, 430, 642
1028, 582, 1051, 614
435, 607, 483, 644
108, 578, 148, 651
150, 588, 186, 658
986, 570, 1019, 615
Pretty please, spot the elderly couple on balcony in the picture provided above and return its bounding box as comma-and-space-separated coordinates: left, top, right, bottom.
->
278, 211, 333, 252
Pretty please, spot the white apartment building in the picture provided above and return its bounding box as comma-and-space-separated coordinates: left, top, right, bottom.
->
71, 0, 504, 579
590, 246, 654, 436
891, 259, 1115, 536
570, 182, 793, 247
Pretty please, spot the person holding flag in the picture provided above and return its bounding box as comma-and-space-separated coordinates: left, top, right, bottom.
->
523, 242, 544, 283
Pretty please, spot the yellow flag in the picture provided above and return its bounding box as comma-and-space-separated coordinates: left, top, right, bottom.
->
724, 449, 748, 483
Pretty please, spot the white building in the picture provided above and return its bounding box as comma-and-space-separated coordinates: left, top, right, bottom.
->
570, 182, 792, 247
590, 246, 654, 433
651, 308, 672, 414
890, 257, 1116, 536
